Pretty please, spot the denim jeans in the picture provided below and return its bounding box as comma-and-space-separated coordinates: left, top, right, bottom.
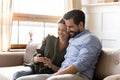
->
12, 66, 33, 80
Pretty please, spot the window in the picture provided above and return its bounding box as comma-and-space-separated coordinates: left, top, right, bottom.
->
11, 0, 66, 50
11, 20, 58, 44
13, 0, 65, 16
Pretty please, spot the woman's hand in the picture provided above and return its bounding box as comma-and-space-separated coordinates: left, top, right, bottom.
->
33, 54, 44, 63
34, 55, 59, 72
43, 57, 60, 72
42, 57, 52, 68
34, 55, 53, 68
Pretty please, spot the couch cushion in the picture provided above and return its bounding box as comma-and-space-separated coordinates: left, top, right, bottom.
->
0, 66, 31, 80
103, 74, 120, 80
24, 42, 41, 64
0, 52, 24, 67
93, 48, 120, 80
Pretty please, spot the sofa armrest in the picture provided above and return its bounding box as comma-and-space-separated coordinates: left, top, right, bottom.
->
0, 52, 25, 67
103, 74, 120, 80
93, 48, 120, 80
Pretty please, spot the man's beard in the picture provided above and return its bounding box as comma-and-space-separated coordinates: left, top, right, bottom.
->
69, 30, 80, 38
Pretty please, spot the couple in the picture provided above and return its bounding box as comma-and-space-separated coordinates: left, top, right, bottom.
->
13, 9, 102, 80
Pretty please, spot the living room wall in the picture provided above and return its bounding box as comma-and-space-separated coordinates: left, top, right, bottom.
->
82, 2, 120, 48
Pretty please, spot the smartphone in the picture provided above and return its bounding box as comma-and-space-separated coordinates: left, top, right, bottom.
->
36, 49, 44, 57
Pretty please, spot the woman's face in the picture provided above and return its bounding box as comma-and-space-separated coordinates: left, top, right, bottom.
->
58, 23, 68, 40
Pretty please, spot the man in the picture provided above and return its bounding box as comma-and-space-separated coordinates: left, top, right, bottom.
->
17, 10, 102, 80
47, 9, 102, 80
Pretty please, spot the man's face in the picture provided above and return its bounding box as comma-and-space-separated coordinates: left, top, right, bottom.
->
65, 18, 80, 38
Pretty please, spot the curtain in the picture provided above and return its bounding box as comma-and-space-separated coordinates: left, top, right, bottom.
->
0, 0, 14, 51
67, 0, 81, 10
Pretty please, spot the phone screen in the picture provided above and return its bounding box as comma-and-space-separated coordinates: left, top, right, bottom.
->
36, 49, 44, 57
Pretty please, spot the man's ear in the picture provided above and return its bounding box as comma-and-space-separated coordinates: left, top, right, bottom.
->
79, 22, 84, 32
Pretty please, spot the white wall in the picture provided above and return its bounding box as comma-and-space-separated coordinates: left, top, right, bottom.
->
82, 2, 120, 48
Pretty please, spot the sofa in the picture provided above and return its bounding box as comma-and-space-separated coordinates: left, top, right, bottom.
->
93, 48, 120, 80
0, 42, 120, 80
0, 42, 40, 80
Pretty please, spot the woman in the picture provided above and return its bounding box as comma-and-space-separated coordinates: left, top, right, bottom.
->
12, 18, 69, 80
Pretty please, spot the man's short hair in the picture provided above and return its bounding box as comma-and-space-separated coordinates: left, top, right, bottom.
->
63, 9, 85, 26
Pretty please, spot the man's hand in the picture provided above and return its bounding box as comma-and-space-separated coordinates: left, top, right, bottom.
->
53, 65, 78, 75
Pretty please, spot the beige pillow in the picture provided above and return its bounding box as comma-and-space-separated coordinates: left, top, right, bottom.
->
104, 74, 120, 80
24, 42, 41, 64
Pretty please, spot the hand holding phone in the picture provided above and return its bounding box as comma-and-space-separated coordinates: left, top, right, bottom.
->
36, 49, 44, 57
